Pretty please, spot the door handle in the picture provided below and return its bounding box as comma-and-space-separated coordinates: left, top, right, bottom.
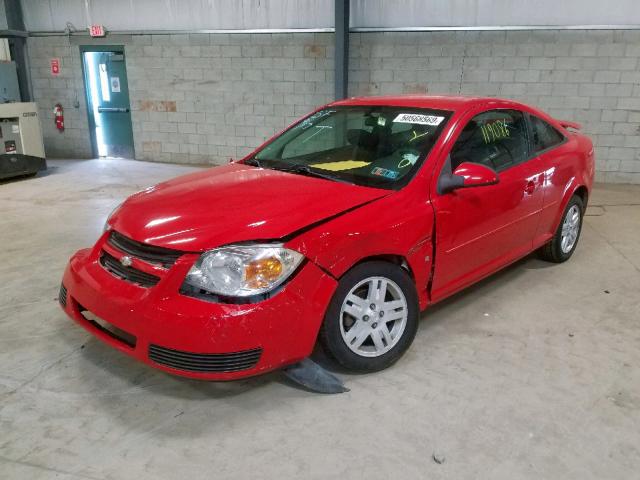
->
525, 180, 536, 195
97, 107, 130, 113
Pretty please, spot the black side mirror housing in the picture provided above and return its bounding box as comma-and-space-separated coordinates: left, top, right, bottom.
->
437, 155, 462, 194
438, 170, 465, 194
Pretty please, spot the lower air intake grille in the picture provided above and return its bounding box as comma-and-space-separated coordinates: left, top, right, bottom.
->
148, 344, 262, 373
59, 283, 67, 308
100, 251, 160, 287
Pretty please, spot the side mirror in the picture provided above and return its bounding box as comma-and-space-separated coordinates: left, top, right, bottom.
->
453, 162, 499, 188
438, 160, 499, 194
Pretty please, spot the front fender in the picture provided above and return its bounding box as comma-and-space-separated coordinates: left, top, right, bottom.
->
286, 192, 434, 309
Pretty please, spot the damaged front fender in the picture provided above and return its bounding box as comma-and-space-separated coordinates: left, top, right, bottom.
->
285, 191, 435, 309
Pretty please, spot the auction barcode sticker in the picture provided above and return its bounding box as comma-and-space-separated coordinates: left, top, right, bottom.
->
393, 113, 444, 126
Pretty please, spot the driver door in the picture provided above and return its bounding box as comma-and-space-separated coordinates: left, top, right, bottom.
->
430, 108, 544, 301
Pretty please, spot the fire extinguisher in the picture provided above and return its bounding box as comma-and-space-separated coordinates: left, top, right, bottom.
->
53, 103, 64, 131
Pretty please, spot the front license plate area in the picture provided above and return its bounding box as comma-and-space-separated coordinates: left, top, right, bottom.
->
80, 308, 137, 348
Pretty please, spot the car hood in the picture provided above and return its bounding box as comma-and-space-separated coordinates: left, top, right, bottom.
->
110, 163, 388, 251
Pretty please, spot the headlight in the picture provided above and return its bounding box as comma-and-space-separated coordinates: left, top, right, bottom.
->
184, 244, 304, 297
103, 202, 122, 232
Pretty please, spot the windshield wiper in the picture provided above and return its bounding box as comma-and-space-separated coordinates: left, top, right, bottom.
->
245, 160, 348, 184
276, 164, 348, 183
244, 158, 262, 167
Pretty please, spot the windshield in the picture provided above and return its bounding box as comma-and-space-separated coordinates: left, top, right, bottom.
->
252, 106, 451, 189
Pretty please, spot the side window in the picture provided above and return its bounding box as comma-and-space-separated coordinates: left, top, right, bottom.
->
450, 109, 529, 172
530, 115, 565, 153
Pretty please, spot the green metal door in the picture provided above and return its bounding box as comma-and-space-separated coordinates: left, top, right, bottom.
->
81, 46, 134, 158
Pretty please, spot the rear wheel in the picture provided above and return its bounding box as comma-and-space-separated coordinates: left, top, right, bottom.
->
539, 195, 584, 263
319, 261, 419, 372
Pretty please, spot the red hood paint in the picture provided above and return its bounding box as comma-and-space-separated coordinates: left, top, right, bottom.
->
109, 163, 387, 251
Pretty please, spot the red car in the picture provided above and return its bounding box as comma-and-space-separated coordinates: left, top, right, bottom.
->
60, 95, 594, 379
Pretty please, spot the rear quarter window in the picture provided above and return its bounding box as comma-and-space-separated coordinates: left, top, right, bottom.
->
530, 115, 565, 153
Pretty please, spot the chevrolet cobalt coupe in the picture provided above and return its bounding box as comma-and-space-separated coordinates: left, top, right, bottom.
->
60, 96, 594, 378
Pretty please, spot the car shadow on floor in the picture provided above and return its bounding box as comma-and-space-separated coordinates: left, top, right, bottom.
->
303, 253, 552, 377
417, 252, 544, 329
57, 338, 296, 438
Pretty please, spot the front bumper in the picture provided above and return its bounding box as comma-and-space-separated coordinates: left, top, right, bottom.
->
60, 233, 337, 380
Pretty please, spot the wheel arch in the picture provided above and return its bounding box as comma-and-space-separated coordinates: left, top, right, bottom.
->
573, 185, 589, 207
317, 253, 421, 371
334, 252, 433, 310
550, 181, 589, 234
345, 254, 416, 281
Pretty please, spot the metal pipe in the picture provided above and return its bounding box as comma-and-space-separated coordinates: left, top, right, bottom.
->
0, 29, 29, 37
351, 24, 640, 32
25, 23, 640, 37
27, 28, 335, 36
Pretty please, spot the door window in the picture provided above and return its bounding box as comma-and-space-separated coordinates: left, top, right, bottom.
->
450, 109, 529, 172
529, 115, 565, 153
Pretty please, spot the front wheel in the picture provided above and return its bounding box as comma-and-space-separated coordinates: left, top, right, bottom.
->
319, 261, 419, 372
539, 195, 584, 263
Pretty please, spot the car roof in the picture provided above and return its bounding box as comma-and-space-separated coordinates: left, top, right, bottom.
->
329, 95, 517, 113
326, 95, 578, 135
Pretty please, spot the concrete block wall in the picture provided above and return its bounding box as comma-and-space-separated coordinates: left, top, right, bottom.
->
27, 33, 334, 164
126, 33, 334, 164
26, 29, 640, 183
27, 36, 93, 158
349, 29, 640, 184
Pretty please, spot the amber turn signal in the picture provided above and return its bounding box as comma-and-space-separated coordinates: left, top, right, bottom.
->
244, 257, 284, 289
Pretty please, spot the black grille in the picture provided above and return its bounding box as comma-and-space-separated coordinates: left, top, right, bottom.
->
108, 231, 183, 268
59, 283, 67, 308
100, 251, 160, 287
148, 344, 262, 373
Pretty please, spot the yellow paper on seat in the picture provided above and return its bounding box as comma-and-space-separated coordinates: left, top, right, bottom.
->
310, 160, 371, 171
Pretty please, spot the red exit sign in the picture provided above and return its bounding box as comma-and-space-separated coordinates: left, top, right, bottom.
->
89, 24, 106, 37
50, 58, 60, 76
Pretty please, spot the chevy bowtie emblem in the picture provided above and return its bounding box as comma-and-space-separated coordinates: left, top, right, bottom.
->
120, 255, 133, 267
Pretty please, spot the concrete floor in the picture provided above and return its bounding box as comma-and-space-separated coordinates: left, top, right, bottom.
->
1, 159, 639, 480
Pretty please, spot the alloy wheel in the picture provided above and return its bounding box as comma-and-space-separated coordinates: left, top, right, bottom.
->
561, 204, 581, 253
339, 276, 408, 358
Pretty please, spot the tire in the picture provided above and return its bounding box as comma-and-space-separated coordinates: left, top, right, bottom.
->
319, 261, 419, 372
539, 195, 584, 263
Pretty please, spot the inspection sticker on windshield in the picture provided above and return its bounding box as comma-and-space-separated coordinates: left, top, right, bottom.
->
393, 113, 444, 126
371, 167, 399, 179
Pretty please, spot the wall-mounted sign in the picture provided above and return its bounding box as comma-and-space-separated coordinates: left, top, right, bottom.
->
110, 76, 121, 93
89, 24, 106, 37
50, 58, 60, 76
